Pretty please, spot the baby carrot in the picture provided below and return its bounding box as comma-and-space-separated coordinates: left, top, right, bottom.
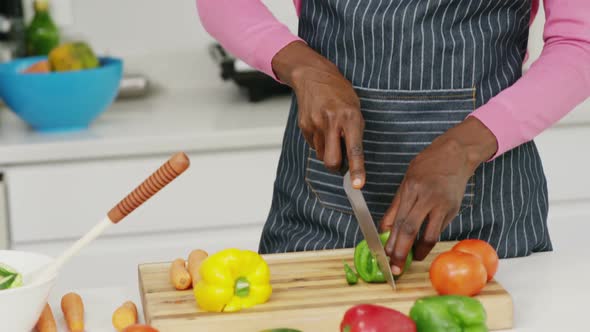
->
187, 249, 208, 285
112, 301, 138, 332
35, 303, 57, 332
169, 258, 191, 290
61, 292, 84, 332
122, 324, 160, 332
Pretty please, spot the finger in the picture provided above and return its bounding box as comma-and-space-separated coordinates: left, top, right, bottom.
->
389, 199, 430, 275
384, 182, 418, 255
314, 133, 325, 161
301, 128, 314, 148
323, 128, 342, 172
437, 210, 459, 241
380, 189, 401, 232
442, 207, 460, 231
412, 208, 446, 261
343, 120, 365, 189
298, 111, 315, 148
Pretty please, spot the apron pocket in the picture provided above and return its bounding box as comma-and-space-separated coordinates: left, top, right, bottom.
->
305, 87, 477, 218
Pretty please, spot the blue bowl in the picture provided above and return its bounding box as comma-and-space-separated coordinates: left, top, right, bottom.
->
0, 56, 123, 132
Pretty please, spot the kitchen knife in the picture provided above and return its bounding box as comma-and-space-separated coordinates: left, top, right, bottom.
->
342, 170, 396, 290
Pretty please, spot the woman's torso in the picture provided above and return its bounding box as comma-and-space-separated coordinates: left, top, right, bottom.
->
260, 0, 551, 258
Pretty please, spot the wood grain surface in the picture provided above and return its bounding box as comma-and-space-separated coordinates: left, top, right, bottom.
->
138, 241, 512, 331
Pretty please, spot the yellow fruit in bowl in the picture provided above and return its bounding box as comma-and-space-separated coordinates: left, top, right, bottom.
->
48, 42, 100, 72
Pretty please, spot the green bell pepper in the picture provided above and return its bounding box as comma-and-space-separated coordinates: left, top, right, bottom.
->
353, 231, 412, 283
409, 295, 488, 332
343, 263, 359, 285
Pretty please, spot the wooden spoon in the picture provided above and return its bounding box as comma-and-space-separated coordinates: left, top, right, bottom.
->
27, 152, 190, 285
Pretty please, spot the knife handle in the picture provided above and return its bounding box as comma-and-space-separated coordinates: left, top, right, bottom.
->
107, 152, 190, 223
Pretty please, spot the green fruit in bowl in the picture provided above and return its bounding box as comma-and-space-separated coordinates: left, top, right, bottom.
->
49, 42, 100, 72
0, 263, 23, 290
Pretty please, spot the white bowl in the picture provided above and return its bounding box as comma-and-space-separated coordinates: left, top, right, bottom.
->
0, 250, 56, 332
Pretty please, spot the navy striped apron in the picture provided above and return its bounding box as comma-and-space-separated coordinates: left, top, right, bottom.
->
260, 0, 552, 258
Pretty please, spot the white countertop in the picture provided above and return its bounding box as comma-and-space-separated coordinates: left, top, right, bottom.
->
0, 88, 291, 166
43, 217, 587, 332
0, 83, 588, 167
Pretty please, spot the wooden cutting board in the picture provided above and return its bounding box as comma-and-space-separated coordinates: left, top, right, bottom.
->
138, 242, 512, 331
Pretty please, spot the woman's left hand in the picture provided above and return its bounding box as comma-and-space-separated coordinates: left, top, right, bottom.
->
380, 117, 498, 275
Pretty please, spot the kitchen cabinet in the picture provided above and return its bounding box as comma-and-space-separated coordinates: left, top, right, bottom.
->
535, 127, 590, 204
0, 175, 8, 249
1, 135, 283, 292
0, 2, 588, 290
5, 145, 282, 291
0, 86, 291, 260
20, 221, 265, 292
7, 149, 280, 243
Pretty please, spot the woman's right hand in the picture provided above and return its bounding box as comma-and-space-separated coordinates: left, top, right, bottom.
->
272, 41, 366, 189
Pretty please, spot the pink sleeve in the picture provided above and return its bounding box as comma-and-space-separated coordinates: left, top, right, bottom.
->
470, 0, 590, 159
196, 0, 302, 79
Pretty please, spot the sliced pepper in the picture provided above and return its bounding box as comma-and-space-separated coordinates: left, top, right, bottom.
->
194, 248, 272, 312
354, 231, 413, 283
343, 263, 358, 285
340, 304, 417, 332
409, 295, 488, 332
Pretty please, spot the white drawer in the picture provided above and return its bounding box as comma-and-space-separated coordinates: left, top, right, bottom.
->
14, 224, 263, 293
7, 148, 280, 243
6, 125, 585, 244
536, 126, 590, 203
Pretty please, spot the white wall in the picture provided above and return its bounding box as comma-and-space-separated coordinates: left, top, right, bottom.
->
20, 0, 588, 117
20, 0, 300, 91
23, 0, 299, 57
526, 5, 590, 125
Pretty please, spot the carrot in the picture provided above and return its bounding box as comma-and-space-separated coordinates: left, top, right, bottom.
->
187, 249, 208, 285
122, 324, 159, 332
35, 303, 57, 332
61, 292, 84, 332
169, 258, 191, 290
112, 301, 138, 332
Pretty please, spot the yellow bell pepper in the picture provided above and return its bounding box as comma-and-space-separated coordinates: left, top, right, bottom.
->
194, 248, 272, 312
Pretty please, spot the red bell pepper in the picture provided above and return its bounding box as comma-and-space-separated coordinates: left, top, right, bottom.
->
340, 304, 417, 332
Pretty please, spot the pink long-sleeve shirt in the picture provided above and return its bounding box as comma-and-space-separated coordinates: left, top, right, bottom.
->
196, 0, 590, 159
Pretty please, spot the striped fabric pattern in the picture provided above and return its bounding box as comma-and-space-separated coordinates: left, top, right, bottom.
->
260, 0, 551, 258
306, 88, 477, 218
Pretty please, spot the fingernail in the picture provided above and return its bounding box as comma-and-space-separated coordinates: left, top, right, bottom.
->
352, 178, 362, 188
391, 266, 402, 276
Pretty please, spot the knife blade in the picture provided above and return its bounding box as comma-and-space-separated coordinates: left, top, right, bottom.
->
342, 171, 396, 290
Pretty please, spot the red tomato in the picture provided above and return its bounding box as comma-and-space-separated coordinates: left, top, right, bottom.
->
122, 324, 159, 332
452, 239, 499, 281
429, 251, 487, 296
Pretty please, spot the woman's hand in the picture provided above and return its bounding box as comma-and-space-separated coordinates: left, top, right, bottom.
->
272, 41, 366, 188
380, 117, 498, 275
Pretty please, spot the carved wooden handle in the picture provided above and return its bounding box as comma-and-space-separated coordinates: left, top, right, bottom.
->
107, 152, 190, 223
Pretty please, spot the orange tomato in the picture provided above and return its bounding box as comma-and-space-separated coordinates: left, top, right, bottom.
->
122, 324, 159, 332
429, 251, 487, 296
452, 239, 499, 281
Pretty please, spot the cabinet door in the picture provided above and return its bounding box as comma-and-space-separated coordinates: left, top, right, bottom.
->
535, 126, 590, 204
0, 176, 8, 249
14, 225, 263, 293
7, 149, 280, 244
